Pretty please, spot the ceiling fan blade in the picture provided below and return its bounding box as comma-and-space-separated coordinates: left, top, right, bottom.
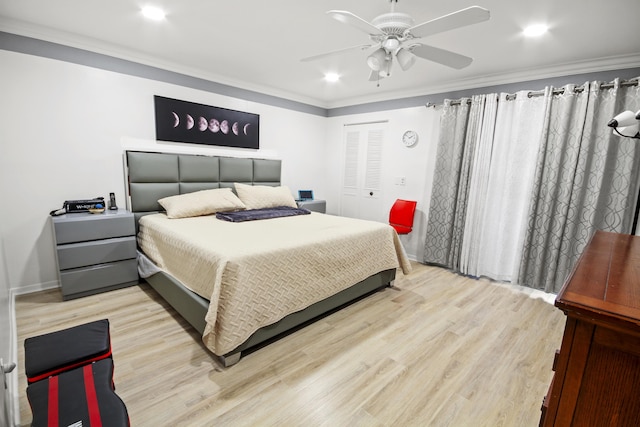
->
327, 10, 386, 36
410, 44, 473, 69
407, 6, 490, 38
301, 44, 373, 62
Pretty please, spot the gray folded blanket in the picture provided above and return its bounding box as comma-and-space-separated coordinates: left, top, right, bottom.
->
216, 206, 311, 222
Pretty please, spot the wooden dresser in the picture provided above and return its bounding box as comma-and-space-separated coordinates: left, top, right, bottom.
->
540, 230, 640, 426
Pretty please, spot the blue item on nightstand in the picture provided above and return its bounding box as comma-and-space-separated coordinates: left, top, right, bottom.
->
298, 190, 314, 201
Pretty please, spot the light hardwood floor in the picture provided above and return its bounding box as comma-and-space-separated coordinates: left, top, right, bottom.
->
15, 262, 566, 426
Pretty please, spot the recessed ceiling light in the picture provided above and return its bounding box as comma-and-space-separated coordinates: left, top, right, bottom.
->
141, 5, 166, 21
324, 72, 340, 82
523, 24, 548, 37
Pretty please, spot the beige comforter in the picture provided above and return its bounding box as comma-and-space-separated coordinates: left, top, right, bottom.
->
138, 212, 412, 355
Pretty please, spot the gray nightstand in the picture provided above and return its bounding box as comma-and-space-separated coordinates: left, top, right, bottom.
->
52, 209, 138, 300
297, 199, 326, 213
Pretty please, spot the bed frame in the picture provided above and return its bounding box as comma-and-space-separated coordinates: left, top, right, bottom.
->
124, 150, 395, 366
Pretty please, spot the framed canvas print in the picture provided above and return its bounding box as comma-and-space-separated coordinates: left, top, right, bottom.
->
154, 95, 260, 149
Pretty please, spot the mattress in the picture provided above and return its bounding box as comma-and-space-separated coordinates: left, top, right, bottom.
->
138, 212, 412, 355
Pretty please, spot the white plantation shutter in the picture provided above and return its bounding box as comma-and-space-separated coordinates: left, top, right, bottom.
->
340, 122, 387, 221
343, 131, 359, 188
364, 129, 383, 192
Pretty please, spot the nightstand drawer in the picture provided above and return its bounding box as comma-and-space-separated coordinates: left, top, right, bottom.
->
60, 259, 138, 298
54, 212, 135, 244
57, 236, 136, 270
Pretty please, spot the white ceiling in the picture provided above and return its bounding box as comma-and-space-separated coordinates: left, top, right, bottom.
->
1, 0, 639, 109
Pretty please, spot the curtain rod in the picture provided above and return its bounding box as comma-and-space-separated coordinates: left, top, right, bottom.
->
344, 119, 389, 126
426, 77, 639, 107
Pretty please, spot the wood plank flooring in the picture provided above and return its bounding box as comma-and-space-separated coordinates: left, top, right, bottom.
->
15, 262, 566, 426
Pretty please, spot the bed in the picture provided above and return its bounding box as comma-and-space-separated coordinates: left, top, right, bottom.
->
125, 150, 411, 366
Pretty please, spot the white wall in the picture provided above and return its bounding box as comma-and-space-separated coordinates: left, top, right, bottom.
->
0, 49, 441, 294
326, 107, 441, 260
0, 50, 329, 294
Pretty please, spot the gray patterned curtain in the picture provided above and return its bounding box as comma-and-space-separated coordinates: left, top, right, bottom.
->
424, 77, 640, 293
423, 96, 486, 269
517, 79, 640, 293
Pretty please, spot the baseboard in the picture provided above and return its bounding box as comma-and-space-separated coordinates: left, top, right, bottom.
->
11, 279, 59, 296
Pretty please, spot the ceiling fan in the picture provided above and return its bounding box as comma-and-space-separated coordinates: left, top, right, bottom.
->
302, 1, 490, 82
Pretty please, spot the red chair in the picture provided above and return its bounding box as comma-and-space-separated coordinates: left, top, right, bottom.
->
389, 199, 417, 234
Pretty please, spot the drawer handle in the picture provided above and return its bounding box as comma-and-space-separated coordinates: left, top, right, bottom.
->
552, 349, 560, 371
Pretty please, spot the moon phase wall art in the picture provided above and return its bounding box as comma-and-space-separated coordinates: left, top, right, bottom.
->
154, 95, 260, 149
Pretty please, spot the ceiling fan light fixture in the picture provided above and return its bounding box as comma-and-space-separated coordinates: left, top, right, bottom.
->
367, 48, 388, 71
396, 48, 416, 71
382, 37, 400, 51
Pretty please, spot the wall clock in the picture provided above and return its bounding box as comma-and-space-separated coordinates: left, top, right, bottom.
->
402, 130, 418, 147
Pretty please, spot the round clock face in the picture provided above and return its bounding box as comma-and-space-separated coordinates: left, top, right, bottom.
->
402, 130, 418, 147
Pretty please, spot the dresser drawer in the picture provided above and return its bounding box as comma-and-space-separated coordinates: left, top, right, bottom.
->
54, 211, 135, 244
57, 236, 136, 270
60, 259, 138, 298
539, 374, 554, 427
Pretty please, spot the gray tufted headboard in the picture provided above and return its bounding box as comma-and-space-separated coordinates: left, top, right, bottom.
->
125, 150, 281, 227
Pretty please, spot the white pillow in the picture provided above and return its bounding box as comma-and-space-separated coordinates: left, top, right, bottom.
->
158, 188, 246, 219
234, 183, 297, 209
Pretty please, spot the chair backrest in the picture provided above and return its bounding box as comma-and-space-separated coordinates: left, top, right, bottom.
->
389, 199, 417, 234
